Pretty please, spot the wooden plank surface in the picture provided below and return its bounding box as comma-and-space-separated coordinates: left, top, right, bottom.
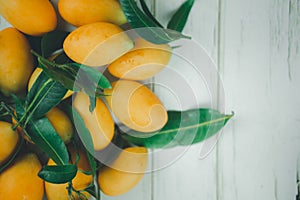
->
217, 0, 300, 200
152, 0, 220, 200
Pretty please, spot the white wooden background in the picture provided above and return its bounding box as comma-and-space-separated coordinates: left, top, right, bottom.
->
1, 0, 300, 199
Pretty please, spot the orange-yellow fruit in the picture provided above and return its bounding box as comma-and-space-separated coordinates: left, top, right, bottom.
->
58, 0, 127, 27
0, 0, 57, 36
28, 68, 73, 100
46, 107, 74, 144
12, 107, 74, 144
73, 92, 114, 150
45, 147, 92, 200
105, 80, 168, 132
63, 22, 133, 67
0, 27, 34, 95
0, 153, 44, 200
98, 147, 148, 196
0, 121, 19, 165
108, 38, 172, 80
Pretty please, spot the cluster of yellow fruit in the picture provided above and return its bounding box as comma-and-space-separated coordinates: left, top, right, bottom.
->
0, 0, 172, 199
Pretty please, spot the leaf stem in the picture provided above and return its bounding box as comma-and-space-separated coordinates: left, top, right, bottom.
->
14, 78, 52, 129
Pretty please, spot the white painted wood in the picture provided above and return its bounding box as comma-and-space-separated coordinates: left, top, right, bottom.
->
217, 0, 300, 200
152, 0, 220, 200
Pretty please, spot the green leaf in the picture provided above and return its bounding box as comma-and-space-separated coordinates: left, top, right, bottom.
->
65, 105, 95, 155
41, 30, 69, 57
120, 0, 191, 44
121, 108, 234, 148
32, 51, 111, 97
26, 117, 69, 165
26, 71, 67, 119
167, 0, 195, 32
139, 0, 163, 28
37, 57, 77, 91
38, 164, 77, 184
70, 63, 112, 91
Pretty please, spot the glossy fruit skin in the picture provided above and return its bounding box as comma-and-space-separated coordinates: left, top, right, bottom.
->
12, 107, 74, 144
73, 92, 115, 150
0, 0, 57, 36
105, 80, 168, 132
0, 27, 34, 95
45, 147, 93, 200
63, 22, 133, 67
108, 38, 172, 80
58, 0, 127, 27
28, 68, 73, 100
0, 153, 44, 200
0, 121, 19, 165
98, 147, 148, 196
46, 107, 74, 144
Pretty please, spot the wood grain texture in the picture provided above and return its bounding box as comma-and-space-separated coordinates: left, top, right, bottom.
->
217, 0, 300, 200
152, 0, 220, 200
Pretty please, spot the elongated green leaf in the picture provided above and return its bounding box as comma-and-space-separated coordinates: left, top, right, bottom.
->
13, 96, 69, 165
26, 71, 67, 119
65, 105, 95, 155
37, 57, 77, 91
167, 0, 195, 32
27, 117, 69, 165
38, 164, 77, 184
41, 30, 69, 57
70, 63, 112, 90
33, 52, 111, 97
139, 0, 163, 27
120, 0, 191, 44
121, 108, 233, 148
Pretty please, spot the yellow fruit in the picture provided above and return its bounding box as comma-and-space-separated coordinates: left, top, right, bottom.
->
98, 147, 148, 196
28, 68, 73, 100
0, 0, 57, 36
63, 22, 133, 67
108, 38, 172, 80
73, 92, 114, 150
12, 107, 74, 144
58, 0, 127, 27
46, 107, 74, 144
45, 147, 92, 200
0, 27, 34, 95
0, 121, 19, 165
105, 80, 168, 132
0, 153, 44, 200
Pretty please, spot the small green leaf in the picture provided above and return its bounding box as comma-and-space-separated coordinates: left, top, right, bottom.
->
38, 164, 77, 184
139, 0, 163, 28
26, 117, 69, 165
65, 105, 95, 155
120, 0, 191, 44
167, 0, 195, 32
121, 108, 233, 148
26, 71, 67, 119
41, 30, 69, 57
